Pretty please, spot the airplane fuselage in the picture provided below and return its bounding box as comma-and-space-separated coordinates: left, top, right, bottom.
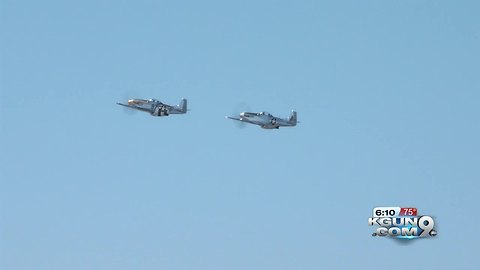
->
238, 111, 296, 129
131, 99, 168, 116
117, 98, 187, 117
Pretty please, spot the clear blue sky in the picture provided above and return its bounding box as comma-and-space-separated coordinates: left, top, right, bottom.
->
1, 0, 479, 269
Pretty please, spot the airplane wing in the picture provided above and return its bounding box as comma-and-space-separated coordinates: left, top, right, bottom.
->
116, 102, 151, 113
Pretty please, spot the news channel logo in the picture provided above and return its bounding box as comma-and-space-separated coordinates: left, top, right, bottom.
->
368, 207, 437, 239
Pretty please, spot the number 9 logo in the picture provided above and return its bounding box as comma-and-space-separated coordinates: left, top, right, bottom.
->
418, 216, 435, 237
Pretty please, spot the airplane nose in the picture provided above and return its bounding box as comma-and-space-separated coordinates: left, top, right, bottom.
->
240, 112, 245, 117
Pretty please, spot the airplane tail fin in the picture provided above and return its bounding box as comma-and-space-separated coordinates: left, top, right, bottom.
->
288, 110, 297, 126
178, 98, 187, 113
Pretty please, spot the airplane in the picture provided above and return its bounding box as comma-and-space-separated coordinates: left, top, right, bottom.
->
117, 98, 187, 116
226, 110, 297, 129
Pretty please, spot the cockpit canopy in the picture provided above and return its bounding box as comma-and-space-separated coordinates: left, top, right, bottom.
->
148, 99, 158, 103
259, 112, 272, 116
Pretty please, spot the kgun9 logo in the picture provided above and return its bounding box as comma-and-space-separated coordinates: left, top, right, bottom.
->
368, 207, 437, 239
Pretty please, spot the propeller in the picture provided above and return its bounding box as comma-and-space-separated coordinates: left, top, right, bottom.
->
119, 89, 139, 115
231, 102, 251, 129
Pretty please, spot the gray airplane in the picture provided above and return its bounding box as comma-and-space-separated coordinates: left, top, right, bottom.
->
227, 110, 297, 129
117, 98, 187, 116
